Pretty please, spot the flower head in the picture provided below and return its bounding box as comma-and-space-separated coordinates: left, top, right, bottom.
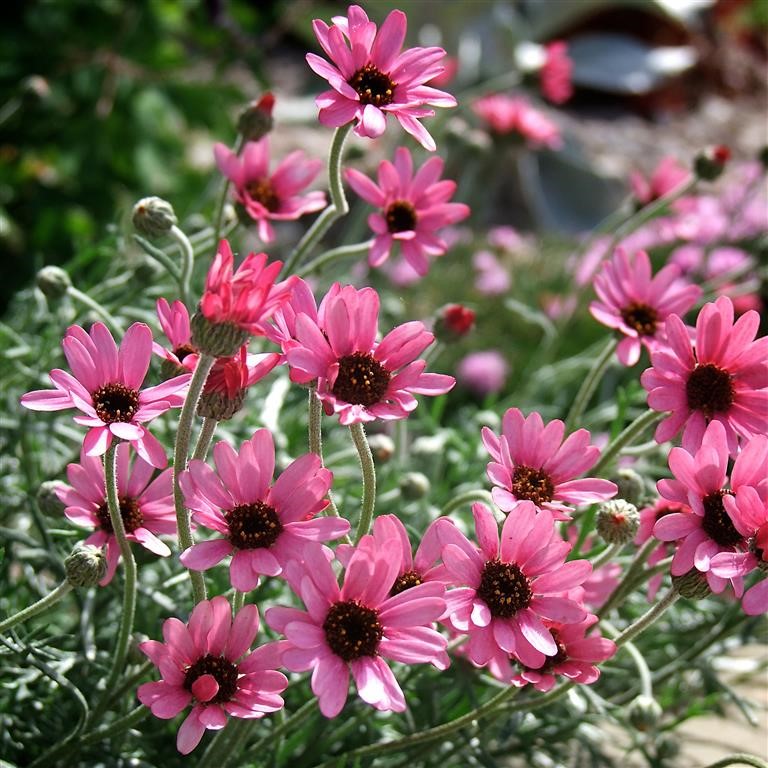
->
630, 156, 690, 206
457, 350, 509, 397
21, 322, 189, 468
636, 499, 689, 601
540, 41, 573, 105
154, 298, 198, 373
138, 597, 287, 754
472, 94, 562, 149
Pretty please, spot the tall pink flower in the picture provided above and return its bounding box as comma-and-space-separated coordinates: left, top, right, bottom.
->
472, 94, 562, 149
214, 138, 326, 243
154, 298, 198, 373
641, 296, 768, 453
590, 248, 702, 366
137, 597, 288, 754
56, 444, 175, 584
306, 4, 456, 151
482, 408, 617, 521
540, 41, 573, 104
284, 284, 455, 425
179, 430, 348, 591
21, 322, 189, 468
345, 147, 469, 275
265, 539, 448, 717
630, 156, 690, 206
441, 502, 591, 669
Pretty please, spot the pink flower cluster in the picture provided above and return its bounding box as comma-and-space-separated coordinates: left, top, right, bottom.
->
472, 93, 562, 149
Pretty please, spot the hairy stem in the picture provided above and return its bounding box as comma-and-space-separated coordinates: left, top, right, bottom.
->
0, 581, 72, 634
350, 422, 376, 541
441, 489, 494, 517
67, 287, 124, 335
597, 537, 658, 618
591, 410, 661, 477
614, 588, 679, 647
191, 416, 218, 462
297, 239, 374, 278
169, 225, 195, 307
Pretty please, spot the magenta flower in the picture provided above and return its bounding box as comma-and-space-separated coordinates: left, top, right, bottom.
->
56, 444, 175, 584
482, 408, 617, 521
21, 322, 189, 468
457, 350, 509, 397
540, 41, 573, 105
285, 284, 455, 425
473, 250, 511, 295
137, 597, 288, 754
629, 156, 690, 206
345, 147, 469, 275
179, 429, 348, 591
265, 539, 448, 717
307, 5, 456, 151
472, 94, 562, 149
590, 249, 702, 367
154, 298, 198, 373
202, 347, 279, 401
441, 502, 590, 669
261, 277, 319, 351
214, 138, 325, 243
641, 296, 768, 453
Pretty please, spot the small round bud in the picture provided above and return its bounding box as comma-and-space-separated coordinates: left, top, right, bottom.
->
694, 145, 730, 181
37, 480, 67, 517
190, 310, 249, 358
399, 472, 431, 501
132, 196, 178, 239
654, 733, 680, 761
65, 543, 107, 588
237, 93, 275, 142
627, 695, 662, 732
197, 389, 246, 421
672, 569, 711, 599
434, 304, 476, 342
36, 266, 71, 300
367, 434, 396, 463
610, 468, 647, 507
596, 499, 639, 544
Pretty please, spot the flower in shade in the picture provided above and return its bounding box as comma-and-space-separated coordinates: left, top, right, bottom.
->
590, 248, 702, 367
56, 444, 175, 584
641, 296, 768, 454
284, 284, 455, 425
179, 430, 347, 592
345, 147, 469, 275
154, 298, 199, 373
265, 538, 448, 717
653, 421, 768, 594
137, 597, 288, 754
457, 350, 509, 397
472, 94, 562, 149
540, 41, 573, 104
630, 156, 690, 206
214, 138, 326, 243
306, 4, 457, 151
441, 502, 591, 668
21, 322, 189, 468
482, 408, 617, 521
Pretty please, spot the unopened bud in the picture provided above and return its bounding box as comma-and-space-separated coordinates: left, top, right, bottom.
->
596, 499, 639, 544
694, 145, 730, 181
37, 480, 67, 517
132, 196, 177, 239
197, 389, 246, 421
36, 266, 71, 300
399, 472, 430, 501
237, 93, 275, 142
672, 569, 711, 599
611, 468, 647, 508
367, 434, 396, 463
627, 695, 662, 732
434, 304, 476, 342
190, 310, 249, 358
64, 543, 107, 587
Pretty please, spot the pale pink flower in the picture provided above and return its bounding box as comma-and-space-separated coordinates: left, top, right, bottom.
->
641, 296, 768, 454
473, 250, 511, 295
472, 94, 562, 149
345, 147, 469, 275
179, 430, 347, 592
21, 322, 189, 468
214, 139, 326, 243
265, 539, 448, 717
629, 156, 690, 206
56, 444, 175, 584
457, 350, 509, 397
540, 41, 573, 105
137, 597, 287, 754
284, 284, 454, 425
441, 502, 590, 669
482, 408, 617, 521
154, 298, 198, 372
306, 4, 456, 151
590, 248, 702, 366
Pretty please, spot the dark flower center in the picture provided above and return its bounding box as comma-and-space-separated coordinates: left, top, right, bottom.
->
332, 352, 391, 407
685, 363, 734, 417
348, 63, 396, 107
477, 558, 532, 618
620, 302, 658, 337
390, 569, 423, 596
245, 178, 279, 212
537, 631, 568, 673
92, 383, 140, 424
183, 654, 239, 703
512, 465, 555, 507
173, 343, 197, 363
225, 502, 283, 549
323, 600, 383, 661
385, 200, 418, 233
95, 496, 143, 534
701, 490, 742, 548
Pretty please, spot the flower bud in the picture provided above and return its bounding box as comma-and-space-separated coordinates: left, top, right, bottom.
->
399, 472, 431, 501
596, 499, 639, 544
237, 93, 275, 142
672, 569, 711, 599
654, 733, 680, 761
36, 266, 71, 300
367, 434, 396, 463
610, 468, 647, 508
36, 480, 67, 517
197, 389, 246, 421
132, 196, 177, 239
627, 695, 662, 732
694, 145, 730, 181
64, 543, 107, 588
434, 304, 476, 342
190, 310, 250, 358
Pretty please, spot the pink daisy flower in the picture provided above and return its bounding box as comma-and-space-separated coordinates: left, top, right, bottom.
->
653, 421, 768, 594
641, 296, 768, 453
457, 350, 509, 397
179, 429, 348, 592
265, 538, 448, 718
590, 248, 702, 367
630, 156, 690, 206
306, 4, 456, 151
154, 298, 198, 373
21, 322, 189, 468
472, 94, 562, 149
260, 277, 319, 351
441, 502, 591, 669
540, 41, 573, 105
345, 147, 469, 275
137, 597, 288, 754
214, 138, 326, 243
284, 283, 455, 425
482, 408, 617, 521
56, 444, 175, 584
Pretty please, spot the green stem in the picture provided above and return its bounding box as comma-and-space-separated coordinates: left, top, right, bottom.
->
169, 225, 195, 307
212, 135, 244, 256
297, 239, 374, 278
350, 422, 376, 542
441, 489, 494, 516
232, 590, 245, 613
591, 410, 661, 477
614, 588, 679, 647
566, 337, 618, 428
603, 620, 652, 698
66, 287, 124, 335
191, 417, 218, 462
197, 716, 250, 768
702, 756, 768, 768
597, 537, 658, 618
590, 542, 623, 572
132, 234, 182, 280
242, 699, 316, 762
174, 353, 216, 603
281, 124, 353, 276
0, 581, 72, 634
